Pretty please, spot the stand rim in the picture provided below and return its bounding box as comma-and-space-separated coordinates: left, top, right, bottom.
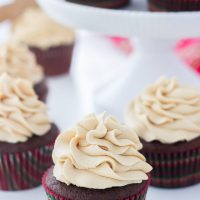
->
37, 0, 200, 38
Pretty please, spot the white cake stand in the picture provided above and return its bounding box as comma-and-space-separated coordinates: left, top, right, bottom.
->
37, 0, 200, 118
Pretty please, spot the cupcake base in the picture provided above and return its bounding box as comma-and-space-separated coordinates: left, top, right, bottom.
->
148, 0, 200, 11
30, 44, 74, 76
0, 124, 59, 191
66, 0, 130, 9
141, 137, 200, 188
42, 166, 151, 200
34, 79, 48, 102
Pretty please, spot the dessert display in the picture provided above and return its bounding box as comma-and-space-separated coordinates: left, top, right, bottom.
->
1, 0, 200, 199
125, 77, 200, 187
0, 74, 59, 190
148, 0, 200, 11
65, 0, 130, 9
42, 113, 152, 200
12, 8, 75, 76
0, 41, 47, 101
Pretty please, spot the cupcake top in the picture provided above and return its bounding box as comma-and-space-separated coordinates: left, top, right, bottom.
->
125, 77, 200, 144
12, 8, 75, 49
0, 73, 51, 143
53, 113, 152, 189
0, 41, 44, 84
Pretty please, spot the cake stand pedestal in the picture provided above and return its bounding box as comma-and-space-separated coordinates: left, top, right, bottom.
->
94, 38, 200, 117
37, 0, 200, 118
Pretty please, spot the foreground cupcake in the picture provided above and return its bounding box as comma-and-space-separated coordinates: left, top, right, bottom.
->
12, 8, 75, 76
125, 77, 200, 188
0, 41, 47, 101
66, 0, 130, 8
0, 74, 59, 190
148, 0, 200, 11
42, 113, 152, 200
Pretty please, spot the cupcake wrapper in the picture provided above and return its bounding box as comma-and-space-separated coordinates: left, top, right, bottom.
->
30, 44, 74, 76
67, 0, 129, 8
34, 79, 48, 102
148, 0, 200, 11
42, 170, 151, 200
142, 146, 200, 188
0, 143, 54, 191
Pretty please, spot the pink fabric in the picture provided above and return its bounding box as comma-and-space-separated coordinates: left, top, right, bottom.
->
177, 38, 200, 74
108, 37, 133, 54
109, 37, 200, 75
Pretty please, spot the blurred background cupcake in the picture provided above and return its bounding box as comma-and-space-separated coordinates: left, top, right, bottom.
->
0, 73, 59, 191
65, 0, 130, 9
0, 41, 48, 101
125, 77, 200, 188
12, 8, 75, 76
148, 0, 200, 11
43, 113, 152, 200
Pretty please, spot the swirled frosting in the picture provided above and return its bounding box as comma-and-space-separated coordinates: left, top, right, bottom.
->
0, 41, 43, 84
12, 8, 75, 49
0, 73, 51, 143
125, 77, 200, 144
53, 113, 152, 189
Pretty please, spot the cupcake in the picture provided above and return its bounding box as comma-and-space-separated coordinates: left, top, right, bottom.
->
0, 74, 59, 190
125, 77, 200, 188
42, 113, 152, 200
65, 0, 130, 9
0, 41, 47, 101
148, 0, 200, 11
12, 8, 75, 76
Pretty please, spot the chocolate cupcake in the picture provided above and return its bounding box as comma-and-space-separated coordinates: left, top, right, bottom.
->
42, 113, 152, 200
0, 41, 47, 101
0, 74, 59, 190
148, 0, 200, 11
125, 77, 200, 188
66, 0, 130, 9
12, 8, 75, 76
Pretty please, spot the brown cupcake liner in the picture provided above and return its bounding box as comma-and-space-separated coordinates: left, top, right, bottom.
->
34, 79, 48, 102
148, 0, 200, 11
30, 44, 74, 76
0, 142, 54, 191
66, 0, 130, 8
42, 170, 151, 200
141, 139, 200, 188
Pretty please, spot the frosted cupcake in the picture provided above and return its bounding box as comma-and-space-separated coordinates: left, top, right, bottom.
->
42, 113, 152, 200
12, 8, 75, 76
0, 74, 59, 190
148, 0, 200, 11
0, 41, 47, 101
125, 77, 200, 188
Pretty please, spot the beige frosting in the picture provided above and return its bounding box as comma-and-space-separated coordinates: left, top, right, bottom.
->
0, 73, 51, 143
12, 8, 75, 49
53, 113, 152, 189
125, 77, 200, 144
0, 41, 44, 84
